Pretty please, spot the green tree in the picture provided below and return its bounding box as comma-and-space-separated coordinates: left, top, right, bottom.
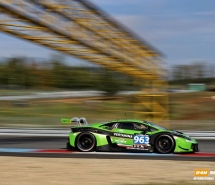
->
98, 69, 123, 96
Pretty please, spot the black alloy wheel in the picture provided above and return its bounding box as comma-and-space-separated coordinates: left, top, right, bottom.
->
155, 135, 175, 154
76, 132, 96, 152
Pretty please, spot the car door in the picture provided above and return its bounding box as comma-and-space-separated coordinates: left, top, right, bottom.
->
111, 122, 146, 147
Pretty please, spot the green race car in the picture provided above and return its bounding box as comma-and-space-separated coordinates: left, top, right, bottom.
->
62, 117, 199, 154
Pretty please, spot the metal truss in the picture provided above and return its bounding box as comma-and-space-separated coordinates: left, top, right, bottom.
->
0, 0, 168, 123
0, 0, 166, 79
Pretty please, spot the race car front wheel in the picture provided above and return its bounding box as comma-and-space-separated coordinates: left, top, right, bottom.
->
155, 135, 175, 154
76, 132, 96, 152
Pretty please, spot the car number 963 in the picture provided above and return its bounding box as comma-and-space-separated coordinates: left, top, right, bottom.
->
134, 135, 149, 144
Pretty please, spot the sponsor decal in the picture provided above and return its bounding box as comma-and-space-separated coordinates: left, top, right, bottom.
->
133, 144, 150, 148
115, 138, 127, 144
193, 169, 215, 181
61, 118, 71, 124
113, 133, 132, 138
126, 144, 150, 150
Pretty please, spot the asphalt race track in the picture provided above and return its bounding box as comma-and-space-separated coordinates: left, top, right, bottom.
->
0, 136, 215, 161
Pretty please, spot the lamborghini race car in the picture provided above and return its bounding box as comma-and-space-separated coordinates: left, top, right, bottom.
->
62, 117, 199, 154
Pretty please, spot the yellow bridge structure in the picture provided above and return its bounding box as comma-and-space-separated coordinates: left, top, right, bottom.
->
0, 0, 168, 124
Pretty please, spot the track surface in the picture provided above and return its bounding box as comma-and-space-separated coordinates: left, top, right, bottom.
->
0, 136, 215, 161
0, 136, 215, 152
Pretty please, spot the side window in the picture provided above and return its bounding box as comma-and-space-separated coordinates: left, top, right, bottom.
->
120, 122, 135, 130
100, 122, 116, 130
133, 122, 147, 130
102, 122, 115, 127
149, 126, 158, 132
118, 122, 147, 131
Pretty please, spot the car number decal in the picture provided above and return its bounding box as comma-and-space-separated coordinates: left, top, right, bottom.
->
133, 135, 149, 144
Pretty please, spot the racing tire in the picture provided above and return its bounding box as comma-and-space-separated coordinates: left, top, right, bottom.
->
154, 135, 175, 154
76, 132, 96, 152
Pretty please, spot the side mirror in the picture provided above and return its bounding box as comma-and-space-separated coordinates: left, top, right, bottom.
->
142, 128, 148, 135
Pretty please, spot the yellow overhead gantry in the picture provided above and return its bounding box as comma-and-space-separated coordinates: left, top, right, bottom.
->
0, 0, 168, 124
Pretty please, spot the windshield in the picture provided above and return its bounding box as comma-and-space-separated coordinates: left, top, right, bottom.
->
145, 121, 167, 130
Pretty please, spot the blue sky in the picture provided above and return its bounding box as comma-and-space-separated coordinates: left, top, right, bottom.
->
0, 0, 214, 67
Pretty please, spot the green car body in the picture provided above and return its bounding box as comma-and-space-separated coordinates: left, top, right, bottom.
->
64, 118, 199, 154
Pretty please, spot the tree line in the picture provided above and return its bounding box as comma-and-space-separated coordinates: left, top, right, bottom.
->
0, 57, 138, 95
169, 62, 215, 85
1, 57, 214, 92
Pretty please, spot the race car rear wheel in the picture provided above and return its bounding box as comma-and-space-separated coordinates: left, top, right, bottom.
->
76, 132, 96, 152
155, 135, 175, 154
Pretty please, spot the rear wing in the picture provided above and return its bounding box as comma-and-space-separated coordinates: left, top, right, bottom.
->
61, 117, 89, 126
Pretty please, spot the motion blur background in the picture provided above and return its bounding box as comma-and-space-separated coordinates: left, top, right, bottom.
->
0, 56, 215, 130
0, 0, 215, 131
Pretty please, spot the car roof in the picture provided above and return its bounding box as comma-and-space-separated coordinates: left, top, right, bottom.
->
110, 119, 144, 123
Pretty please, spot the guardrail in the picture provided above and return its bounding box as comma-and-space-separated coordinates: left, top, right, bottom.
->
0, 128, 215, 140
181, 131, 215, 140
0, 128, 69, 137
